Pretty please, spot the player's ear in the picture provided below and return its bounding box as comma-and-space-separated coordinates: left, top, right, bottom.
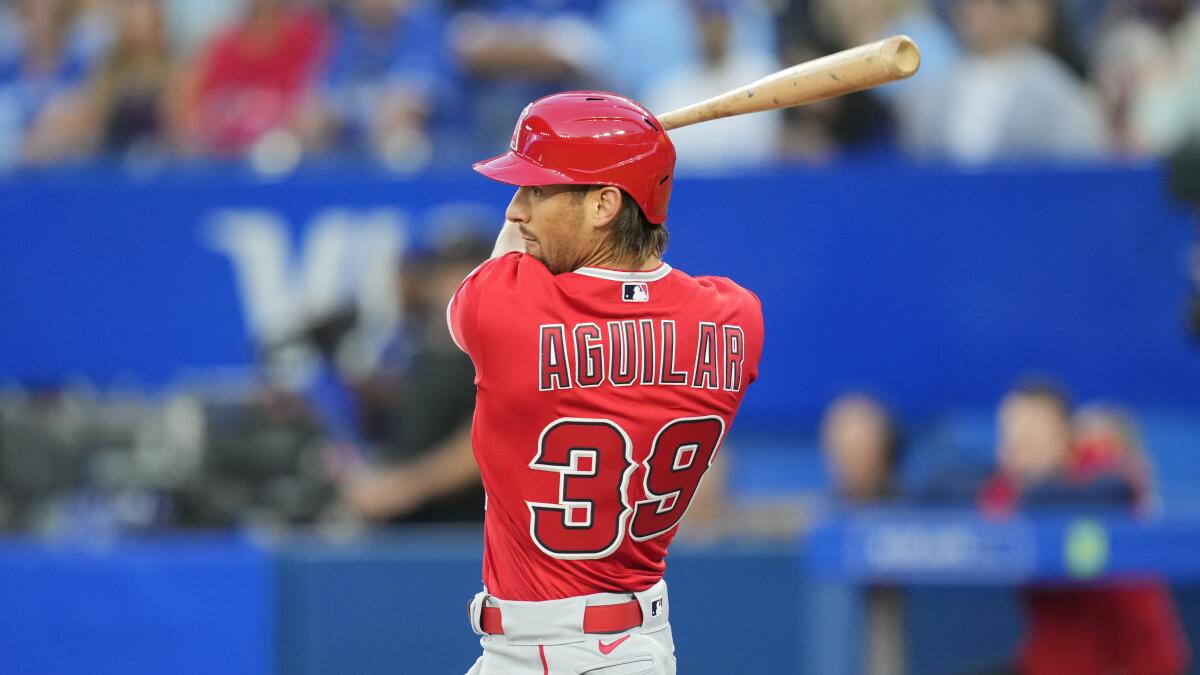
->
588, 186, 623, 230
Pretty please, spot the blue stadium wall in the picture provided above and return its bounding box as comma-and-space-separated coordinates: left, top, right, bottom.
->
0, 528, 1198, 675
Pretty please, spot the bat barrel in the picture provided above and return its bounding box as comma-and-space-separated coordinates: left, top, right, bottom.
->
883, 35, 921, 78
656, 35, 921, 132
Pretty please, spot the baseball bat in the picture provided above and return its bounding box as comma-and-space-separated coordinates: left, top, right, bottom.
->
655, 35, 920, 132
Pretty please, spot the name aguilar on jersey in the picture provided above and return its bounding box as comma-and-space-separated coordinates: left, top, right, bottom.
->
539, 319, 747, 392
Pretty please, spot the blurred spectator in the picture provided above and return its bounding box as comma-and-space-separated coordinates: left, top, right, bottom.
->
1093, 0, 1200, 155
0, 0, 93, 167
302, 0, 451, 170
820, 393, 903, 503
979, 380, 1191, 675
805, 0, 960, 94
980, 380, 1073, 508
0, 4, 16, 59
600, 0, 694, 98
641, 0, 783, 170
820, 392, 906, 675
1010, 0, 1089, 77
1071, 402, 1168, 516
339, 231, 490, 523
53, 0, 176, 160
904, 0, 1108, 163
447, 0, 605, 154
73, 0, 118, 66
164, 0, 243, 56
980, 382, 1150, 510
774, 0, 916, 161
172, 0, 328, 157
599, 0, 777, 99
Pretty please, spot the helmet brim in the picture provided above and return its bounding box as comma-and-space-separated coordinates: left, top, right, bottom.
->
473, 151, 575, 187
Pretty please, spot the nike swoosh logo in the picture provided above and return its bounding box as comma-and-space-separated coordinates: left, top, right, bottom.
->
598, 634, 631, 655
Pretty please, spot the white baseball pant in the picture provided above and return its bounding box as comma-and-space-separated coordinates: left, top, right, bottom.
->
465, 579, 676, 675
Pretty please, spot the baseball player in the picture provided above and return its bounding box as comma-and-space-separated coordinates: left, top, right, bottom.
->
451, 91, 764, 675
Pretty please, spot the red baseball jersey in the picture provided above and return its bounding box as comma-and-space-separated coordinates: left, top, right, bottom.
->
448, 252, 763, 601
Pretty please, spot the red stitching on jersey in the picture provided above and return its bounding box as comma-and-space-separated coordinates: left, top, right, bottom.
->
539, 644, 549, 675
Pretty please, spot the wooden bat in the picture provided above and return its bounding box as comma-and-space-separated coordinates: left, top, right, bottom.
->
656, 35, 921, 132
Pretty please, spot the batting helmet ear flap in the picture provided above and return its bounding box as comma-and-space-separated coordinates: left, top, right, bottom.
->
473, 92, 678, 224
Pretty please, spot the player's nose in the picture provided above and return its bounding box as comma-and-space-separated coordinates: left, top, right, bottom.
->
505, 188, 530, 224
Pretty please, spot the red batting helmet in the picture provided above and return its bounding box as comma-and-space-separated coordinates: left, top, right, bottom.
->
473, 91, 676, 224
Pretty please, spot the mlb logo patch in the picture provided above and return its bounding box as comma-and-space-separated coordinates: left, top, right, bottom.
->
650, 598, 664, 617
623, 283, 649, 303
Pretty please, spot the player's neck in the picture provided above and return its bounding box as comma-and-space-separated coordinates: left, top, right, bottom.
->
577, 241, 661, 272
577, 253, 662, 272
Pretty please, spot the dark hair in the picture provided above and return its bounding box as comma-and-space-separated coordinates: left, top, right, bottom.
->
572, 186, 669, 263
1007, 376, 1072, 420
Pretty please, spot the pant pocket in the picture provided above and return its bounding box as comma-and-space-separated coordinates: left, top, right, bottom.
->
580, 658, 658, 675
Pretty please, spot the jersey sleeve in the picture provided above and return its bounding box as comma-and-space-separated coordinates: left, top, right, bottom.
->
741, 287, 765, 387
712, 276, 765, 388
446, 252, 521, 358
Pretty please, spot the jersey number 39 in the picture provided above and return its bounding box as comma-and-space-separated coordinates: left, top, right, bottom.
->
526, 416, 725, 560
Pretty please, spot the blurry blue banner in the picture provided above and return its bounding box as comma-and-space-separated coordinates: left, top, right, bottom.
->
803, 511, 1200, 584
1, 165, 1196, 418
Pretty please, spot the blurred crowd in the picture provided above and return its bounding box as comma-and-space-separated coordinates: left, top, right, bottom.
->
819, 382, 1193, 675
1, 0, 1199, 173
820, 382, 1160, 512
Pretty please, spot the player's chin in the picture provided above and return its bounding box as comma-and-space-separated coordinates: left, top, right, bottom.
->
529, 250, 555, 271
